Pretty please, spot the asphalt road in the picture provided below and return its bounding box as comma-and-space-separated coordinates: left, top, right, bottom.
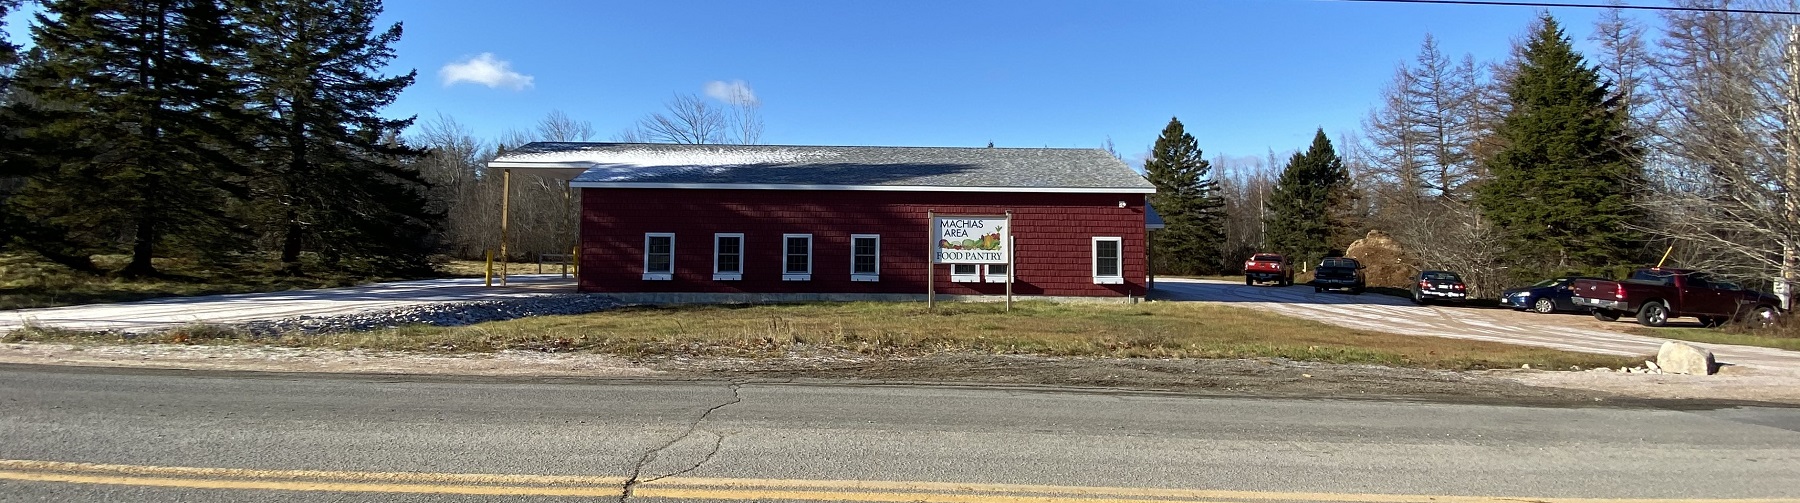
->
1155, 278, 1800, 376
2, 364, 1798, 502
0, 275, 576, 334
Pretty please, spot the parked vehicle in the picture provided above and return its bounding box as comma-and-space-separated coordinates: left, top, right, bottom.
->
1243, 253, 1295, 286
1500, 276, 1604, 314
1571, 268, 1782, 327
1312, 257, 1365, 294
1411, 270, 1468, 304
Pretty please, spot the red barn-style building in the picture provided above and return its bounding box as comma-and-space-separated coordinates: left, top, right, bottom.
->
488, 143, 1159, 301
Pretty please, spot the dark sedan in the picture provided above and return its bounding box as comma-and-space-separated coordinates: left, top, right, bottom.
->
1501, 276, 1604, 314
1411, 270, 1469, 304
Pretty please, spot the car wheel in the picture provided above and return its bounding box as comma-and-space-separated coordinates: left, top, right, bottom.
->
1411, 290, 1425, 305
1350, 287, 1364, 295
1747, 305, 1780, 329
1637, 302, 1670, 328
1246, 276, 1254, 286
1593, 309, 1619, 322
1314, 286, 1322, 293
1532, 298, 1555, 314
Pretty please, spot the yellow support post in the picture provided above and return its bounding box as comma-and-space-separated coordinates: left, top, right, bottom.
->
484, 249, 494, 287
1656, 246, 1674, 268
570, 245, 579, 279
500, 168, 511, 286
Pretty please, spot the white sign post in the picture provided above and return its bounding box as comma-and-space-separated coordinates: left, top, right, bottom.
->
928, 213, 1014, 311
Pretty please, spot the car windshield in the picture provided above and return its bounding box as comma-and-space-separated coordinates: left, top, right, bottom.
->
1251, 254, 1281, 262
1422, 271, 1460, 281
1531, 279, 1559, 288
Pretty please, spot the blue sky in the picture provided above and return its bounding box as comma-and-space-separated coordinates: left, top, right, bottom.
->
7, 1, 1658, 166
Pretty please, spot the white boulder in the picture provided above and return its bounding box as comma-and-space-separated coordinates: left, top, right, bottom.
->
1656, 341, 1716, 375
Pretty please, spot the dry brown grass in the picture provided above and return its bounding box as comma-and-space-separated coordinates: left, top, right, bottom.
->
440, 260, 574, 278
7, 301, 1642, 371
0, 254, 379, 310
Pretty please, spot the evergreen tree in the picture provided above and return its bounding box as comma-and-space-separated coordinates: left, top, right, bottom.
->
1144, 117, 1226, 275
1266, 129, 1353, 268
234, 0, 438, 275
1476, 14, 1643, 278
8, 0, 248, 276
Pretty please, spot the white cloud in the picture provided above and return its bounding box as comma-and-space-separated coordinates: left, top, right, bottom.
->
704, 80, 758, 105
440, 53, 534, 90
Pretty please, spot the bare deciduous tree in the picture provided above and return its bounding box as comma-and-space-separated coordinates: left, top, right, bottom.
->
636, 93, 729, 144
1640, 0, 1800, 305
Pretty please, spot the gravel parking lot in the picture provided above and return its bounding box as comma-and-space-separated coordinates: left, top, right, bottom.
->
0, 275, 592, 335
1152, 277, 1800, 376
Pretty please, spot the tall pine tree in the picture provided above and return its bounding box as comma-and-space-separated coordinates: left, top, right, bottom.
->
1144, 117, 1226, 275
9, 0, 248, 276
1266, 129, 1353, 268
1476, 14, 1643, 279
234, 0, 439, 275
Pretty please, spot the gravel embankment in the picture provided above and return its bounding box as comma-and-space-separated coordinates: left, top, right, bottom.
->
234, 294, 624, 336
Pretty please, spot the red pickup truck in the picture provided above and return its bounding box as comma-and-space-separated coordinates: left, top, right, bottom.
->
1243, 253, 1295, 286
1571, 268, 1782, 327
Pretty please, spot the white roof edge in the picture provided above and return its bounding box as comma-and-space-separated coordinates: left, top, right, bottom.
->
566, 182, 1157, 194
486, 161, 596, 169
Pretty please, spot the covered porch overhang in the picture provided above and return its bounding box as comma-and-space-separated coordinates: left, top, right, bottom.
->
480, 160, 595, 286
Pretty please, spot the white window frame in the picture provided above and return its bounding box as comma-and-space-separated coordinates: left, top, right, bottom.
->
950, 263, 980, 283
713, 233, 744, 281
643, 233, 675, 281
1092, 236, 1123, 284
782, 233, 813, 281
984, 264, 1010, 283
850, 234, 880, 282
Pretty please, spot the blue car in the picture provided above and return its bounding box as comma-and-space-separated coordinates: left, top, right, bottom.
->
1500, 277, 1605, 314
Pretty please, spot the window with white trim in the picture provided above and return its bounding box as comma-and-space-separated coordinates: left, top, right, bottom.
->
782, 234, 812, 281
950, 264, 979, 282
850, 234, 879, 281
984, 264, 1010, 283
1093, 237, 1123, 284
643, 233, 674, 281
713, 233, 743, 281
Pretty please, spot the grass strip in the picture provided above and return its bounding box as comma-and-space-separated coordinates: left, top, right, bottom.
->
5, 301, 1640, 371
1633, 326, 1800, 351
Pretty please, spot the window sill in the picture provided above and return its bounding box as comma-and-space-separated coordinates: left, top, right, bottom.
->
713, 273, 742, 281
1093, 276, 1124, 285
643, 273, 673, 281
782, 274, 811, 281
950, 275, 980, 283
984, 276, 1011, 283
851, 274, 879, 282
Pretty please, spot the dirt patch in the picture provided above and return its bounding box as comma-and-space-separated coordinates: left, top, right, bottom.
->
0, 342, 660, 377
1502, 364, 1800, 404
10, 341, 1770, 406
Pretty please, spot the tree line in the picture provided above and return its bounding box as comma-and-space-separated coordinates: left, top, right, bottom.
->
0, 0, 436, 277
1152, 1, 1796, 302
0, 0, 767, 279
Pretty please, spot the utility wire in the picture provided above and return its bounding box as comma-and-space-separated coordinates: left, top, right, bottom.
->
1331, 0, 1800, 15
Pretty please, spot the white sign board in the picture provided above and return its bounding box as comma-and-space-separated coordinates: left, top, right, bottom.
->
933, 216, 1010, 264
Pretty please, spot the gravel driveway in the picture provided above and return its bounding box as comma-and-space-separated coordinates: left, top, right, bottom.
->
1153, 278, 1800, 376
0, 275, 583, 334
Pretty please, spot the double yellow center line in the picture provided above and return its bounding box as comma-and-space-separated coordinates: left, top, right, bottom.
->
0, 459, 1790, 503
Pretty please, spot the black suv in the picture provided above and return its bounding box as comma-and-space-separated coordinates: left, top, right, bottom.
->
1312, 257, 1366, 294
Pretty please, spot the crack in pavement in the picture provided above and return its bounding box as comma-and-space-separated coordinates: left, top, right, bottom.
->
619, 380, 743, 502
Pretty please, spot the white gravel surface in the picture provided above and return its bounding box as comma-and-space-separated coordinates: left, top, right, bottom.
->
0, 275, 596, 334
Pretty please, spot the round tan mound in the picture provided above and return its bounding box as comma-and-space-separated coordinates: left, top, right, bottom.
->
1345, 230, 1417, 289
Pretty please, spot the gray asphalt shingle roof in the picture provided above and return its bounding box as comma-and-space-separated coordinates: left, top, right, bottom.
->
487, 142, 1154, 193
